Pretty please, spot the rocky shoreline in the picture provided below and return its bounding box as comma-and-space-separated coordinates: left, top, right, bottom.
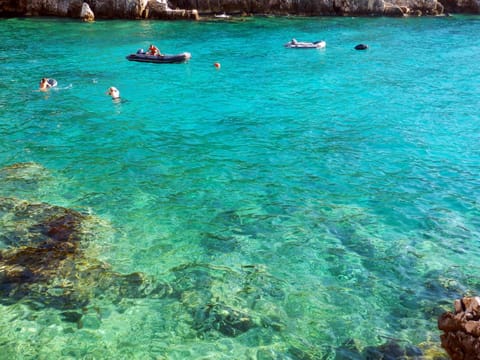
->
438, 297, 480, 359
0, 0, 479, 20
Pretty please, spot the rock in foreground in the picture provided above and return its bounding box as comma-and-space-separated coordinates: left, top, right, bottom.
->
438, 296, 480, 359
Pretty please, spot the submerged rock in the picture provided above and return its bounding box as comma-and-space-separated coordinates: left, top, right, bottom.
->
0, 196, 171, 312
169, 262, 286, 337
193, 302, 256, 336
333, 338, 447, 360
0, 162, 51, 196
0, 194, 283, 338
363, 341, 423, 359
0, 162, 49, 180
0, 162, 284, 338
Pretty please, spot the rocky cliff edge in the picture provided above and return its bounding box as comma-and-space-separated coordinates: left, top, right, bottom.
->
1, 0, 479, 18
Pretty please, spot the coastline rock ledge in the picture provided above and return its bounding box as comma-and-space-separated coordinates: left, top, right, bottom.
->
2, 0, 480, 17
0, 0, 199, 20
1, 0, 480, 17
438, 296, 480, 360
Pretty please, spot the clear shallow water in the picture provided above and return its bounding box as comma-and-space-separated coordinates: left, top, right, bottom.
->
1, 15, 480, 359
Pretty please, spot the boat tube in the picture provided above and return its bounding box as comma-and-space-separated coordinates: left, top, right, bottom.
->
126, 50, 191, 64
284, 39, 326, 49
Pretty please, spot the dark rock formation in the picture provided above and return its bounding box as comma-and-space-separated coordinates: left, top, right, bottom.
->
0, 196, 171, 313
441, 0, 480, 13
438, 296, 480, 360
0, 0, 82, 17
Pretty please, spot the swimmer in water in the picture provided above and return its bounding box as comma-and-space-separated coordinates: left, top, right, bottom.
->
39, 78, 50, 91
106, 86, 120, 99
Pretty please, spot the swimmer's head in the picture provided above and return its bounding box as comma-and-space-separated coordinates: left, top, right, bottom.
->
107, 86, 120, 99
39, 78, 49, 90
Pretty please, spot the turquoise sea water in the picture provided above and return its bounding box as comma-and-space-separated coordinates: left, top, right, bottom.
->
1, 14, 480, 359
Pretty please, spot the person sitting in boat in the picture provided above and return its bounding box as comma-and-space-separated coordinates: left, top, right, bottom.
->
291, 38, 298, 45
148, 44, 161, 56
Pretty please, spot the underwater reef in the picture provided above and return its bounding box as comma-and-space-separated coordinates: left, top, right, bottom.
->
0, 162, 449, 358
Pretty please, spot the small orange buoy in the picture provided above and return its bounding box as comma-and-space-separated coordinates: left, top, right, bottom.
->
214, 62, 221, 69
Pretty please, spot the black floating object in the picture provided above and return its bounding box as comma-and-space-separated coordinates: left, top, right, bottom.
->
355, 44, 369, 50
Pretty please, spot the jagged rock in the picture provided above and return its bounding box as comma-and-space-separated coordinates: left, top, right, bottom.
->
147, 0, 200, 19
438, 296, 480, 359
442, 0, 480, 13
384, 3, 406, 15
80, 2, 94, 21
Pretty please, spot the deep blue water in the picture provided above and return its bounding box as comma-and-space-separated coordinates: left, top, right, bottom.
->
0, 14, 480, 359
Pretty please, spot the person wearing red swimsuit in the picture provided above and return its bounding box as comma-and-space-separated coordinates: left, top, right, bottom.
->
148, 44, 161, 56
